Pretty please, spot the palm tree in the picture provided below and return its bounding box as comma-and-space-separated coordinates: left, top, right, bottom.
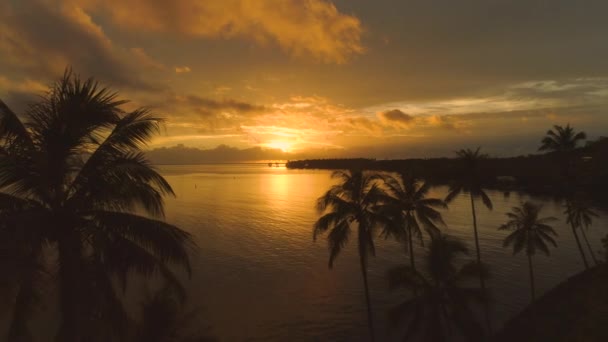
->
314, 169, 390, 342
387, 234, 488, 341
382, 173, 447, 270
0, 70, 194, 341
499, 202, 558, 301
445, 148, 493, 290
538, 124, 587, 152
539, 124, 587, 181
565, 199, 599, 266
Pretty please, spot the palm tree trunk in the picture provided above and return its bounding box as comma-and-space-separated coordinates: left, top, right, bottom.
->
358, 229, 375, 342
408, 226, 415, 271
570, 223, 589, 269
8, 247, 42, 342
469, 195, 485, 290
579, 227, 599, 265
470, 195, 493, 335
527, 254, 536, 302
56, 234, 83, 342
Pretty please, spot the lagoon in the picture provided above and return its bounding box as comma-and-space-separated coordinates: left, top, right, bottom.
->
159, 164, 607, 341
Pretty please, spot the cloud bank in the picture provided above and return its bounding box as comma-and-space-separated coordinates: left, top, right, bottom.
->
76, 0, 364, 63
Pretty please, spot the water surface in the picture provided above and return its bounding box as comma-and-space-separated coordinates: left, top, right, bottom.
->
159, 164, 607, 341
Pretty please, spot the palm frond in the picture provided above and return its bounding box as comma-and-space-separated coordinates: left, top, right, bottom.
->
327, 220, 350, 268
0, 99, 33, 149
478, 190, 493, 210
313, 211, 350, 241
68, 152, 174, 217
87, 211, 194, 275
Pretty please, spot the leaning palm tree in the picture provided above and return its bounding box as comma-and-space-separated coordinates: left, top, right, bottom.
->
0, 70, 194, 341
538, 124, 587, 152
499, 202, 558, 301
387, 234, 488, 341
314, 169, 390, 342
382, 173, 447, 270
565, 199, 599, 267
445, 148, 493, 290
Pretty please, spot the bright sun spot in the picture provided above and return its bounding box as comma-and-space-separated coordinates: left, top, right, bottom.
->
266, 140, 292, 152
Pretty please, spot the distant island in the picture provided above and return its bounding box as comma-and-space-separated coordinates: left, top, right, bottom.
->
286, 137, 608, 202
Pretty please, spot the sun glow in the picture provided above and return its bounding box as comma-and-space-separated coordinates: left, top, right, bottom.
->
265, 140, 292, 152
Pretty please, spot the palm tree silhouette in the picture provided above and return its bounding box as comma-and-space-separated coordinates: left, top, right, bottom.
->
499, 202, 558, 301
445, 148, 493, 290
538, 124, 587, 152
314, 169, 390, 342
382, 173, 447, 270
0, 70, 194, 341
387, 234, 488, 341
565, 199, 599, 267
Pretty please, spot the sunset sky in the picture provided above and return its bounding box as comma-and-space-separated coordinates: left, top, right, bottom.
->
1, 0, 607, 161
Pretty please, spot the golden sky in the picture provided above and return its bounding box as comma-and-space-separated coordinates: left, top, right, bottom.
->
1, 0, 608, 161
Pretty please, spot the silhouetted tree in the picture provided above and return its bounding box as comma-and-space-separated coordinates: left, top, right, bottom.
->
0, 70, 194, 341
382, 173, 447, 270
565, 199, 599, 267
445, 148, 493, 291
499, 202, 558, 301
538, 124, 587, 152
387, 234, 488, 341
314, 169, 390, 342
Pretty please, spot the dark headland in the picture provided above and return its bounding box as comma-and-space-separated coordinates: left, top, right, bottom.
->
286, 137, 608, 203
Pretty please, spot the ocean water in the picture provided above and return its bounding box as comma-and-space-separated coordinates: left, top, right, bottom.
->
158, 164, 608, 341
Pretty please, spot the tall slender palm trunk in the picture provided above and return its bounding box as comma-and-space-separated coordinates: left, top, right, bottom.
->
570, 223, 589, 269
56, 234, 83, 342
527, 255, 535, 302
470, 195, 492, 335
8, 247, 42, 342
358, 229, 375, 342
408, 225, 415, 270
469, 195, 485, 290
579, 227, 599, 265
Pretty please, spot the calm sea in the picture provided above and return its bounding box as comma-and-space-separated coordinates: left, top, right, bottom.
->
157, 164, 607, 341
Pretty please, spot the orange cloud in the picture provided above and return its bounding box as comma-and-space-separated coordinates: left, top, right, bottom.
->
0, 0, 162, 91
130, 47, 165, 70
377, 109, 414, 128
175, 66, 191, 73
76, 0, 364, 63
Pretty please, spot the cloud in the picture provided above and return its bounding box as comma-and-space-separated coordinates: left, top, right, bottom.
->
377, 109, 414, 128
427, 115, 458, 130
0, 76, 50, 112
0, 0, 162, 91
171, 94, 266, 116
76, 0, 364, 63
175, 66, 191, 73
130, 47, 166, 70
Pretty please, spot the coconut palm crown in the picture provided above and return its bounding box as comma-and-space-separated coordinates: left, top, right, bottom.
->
499, 202, 557, 301
382, 173, 447, 269
0, 70, 194, 341
538, 124, 586, 152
